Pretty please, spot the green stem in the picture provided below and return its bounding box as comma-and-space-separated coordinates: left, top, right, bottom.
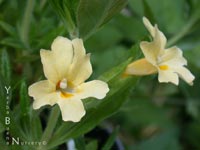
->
167, 14, 199, 47
38, 106, 60, 149
21, 0, 35, 49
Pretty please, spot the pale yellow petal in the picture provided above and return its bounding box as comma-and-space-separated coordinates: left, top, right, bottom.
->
57, 99, 85, 122
28, 80, 55, 99
68, 39, 92, 86
154, 26, 167, 52
72, 38, 86, 59
143, 17, 155, 37
40, 50, 59, 83
77, 80, 109, 99
175, 67, 195, 85
143, 17, 167, 50
33, 92, 59, 109
51, 36, 74, 78
140, 41, 157, 65
28, 80, 58, 109
160, 46, 187, 65
158, 70, 179, 85
125, 58, 157, 75
141, 17, 167, 62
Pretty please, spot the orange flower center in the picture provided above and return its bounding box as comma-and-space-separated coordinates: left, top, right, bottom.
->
56, 78, 74, 98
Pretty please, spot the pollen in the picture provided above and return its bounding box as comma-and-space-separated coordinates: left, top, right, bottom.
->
159, 65, 169, 70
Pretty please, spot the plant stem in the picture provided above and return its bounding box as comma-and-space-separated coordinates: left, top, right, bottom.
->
38, 106, 60, 149
21, 0, 35, 49
167, 14, 199, 47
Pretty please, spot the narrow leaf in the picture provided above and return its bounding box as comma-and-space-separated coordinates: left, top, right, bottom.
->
102, 127, 120, 150
0, 20, 16, 36
0, 49, 11, 84
77, 0, 127, 39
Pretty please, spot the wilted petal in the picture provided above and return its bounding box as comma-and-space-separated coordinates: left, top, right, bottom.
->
175, 67, 195, 85
57, 98, 85, 122
158, 70, 179, 85
77, 80, 109, 99
125, 58, 157, 75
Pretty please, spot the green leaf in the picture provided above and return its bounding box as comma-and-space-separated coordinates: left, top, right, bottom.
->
98, 57, 133, 82
185, 121, 200, 149
0, 20, 16, 36
20, 80, 30, 119
0, 37, 24, 49
102, 127, 119, 150
86, 140, 98, 150
132, 128, 181, 150
142, 0, 155, 23
74, 136, 86, 150
30, 110, 43, 140
49, 0, 127, 39
0, 121, 5, 133
0, 49, 11, 84
129, 0, 186, 34
48, 0, 78, 35
0, 74, 7, 126
77, 0, 128, 39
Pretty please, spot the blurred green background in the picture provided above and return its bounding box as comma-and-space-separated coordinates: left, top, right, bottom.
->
0, 0, 200, 150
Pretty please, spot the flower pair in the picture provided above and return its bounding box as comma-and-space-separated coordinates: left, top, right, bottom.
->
29, 17, 195, 122
125, 17, 195, 85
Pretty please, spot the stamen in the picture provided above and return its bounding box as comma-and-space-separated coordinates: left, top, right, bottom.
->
159, 65, 169, 70
60, 78, 67, 89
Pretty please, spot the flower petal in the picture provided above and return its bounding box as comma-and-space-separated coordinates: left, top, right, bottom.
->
125, 58, 157, 75
68, 39, 92, 86
40, 37, 73, 83
33, 93, 59, 109
161, 46, 187, 65
28, 80, 55, 99
175, 67, 195, 85
158, 70, 179, 85
57, 98, 85, 122
140, 41, 157, 65
154, 25, 167, 51
141, 18, 167, 65
143, 17, 167, 50
143, 17, 155, 37
40, 50, 59, 83
51, 36, 74, 78
28, 80, 58, 109
77, 80, 109, 99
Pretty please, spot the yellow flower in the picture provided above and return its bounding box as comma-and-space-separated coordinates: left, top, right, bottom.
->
125, 17, 195, 85
28, 36, 109, 122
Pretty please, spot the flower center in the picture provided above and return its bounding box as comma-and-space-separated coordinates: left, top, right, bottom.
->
159, 65, 169, 70
59, 78, 67, 89
57, 78, 74, 98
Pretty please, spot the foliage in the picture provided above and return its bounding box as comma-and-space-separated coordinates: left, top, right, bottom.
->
0, 0, 200, 149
